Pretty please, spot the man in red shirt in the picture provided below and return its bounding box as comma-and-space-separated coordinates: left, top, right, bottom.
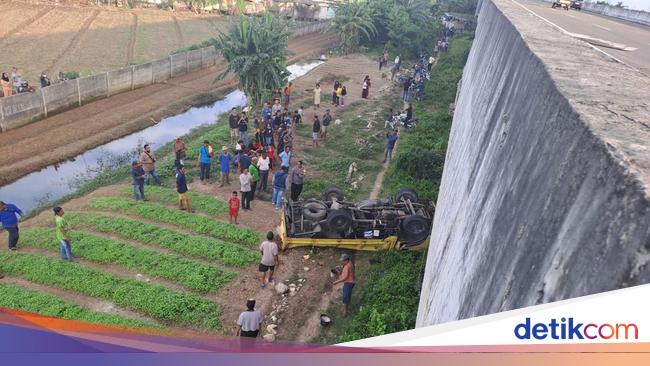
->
228, 191, 240, 224
333, 253, 355, 316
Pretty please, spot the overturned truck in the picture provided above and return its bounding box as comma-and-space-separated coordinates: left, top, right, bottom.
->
279, 186, 435, 251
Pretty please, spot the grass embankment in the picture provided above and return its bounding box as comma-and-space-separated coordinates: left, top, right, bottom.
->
0, 283, 155, 328
327, 35, 473, 343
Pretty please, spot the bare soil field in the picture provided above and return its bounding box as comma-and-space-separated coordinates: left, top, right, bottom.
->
0, 32, 338, 186
0, 1, 231, 82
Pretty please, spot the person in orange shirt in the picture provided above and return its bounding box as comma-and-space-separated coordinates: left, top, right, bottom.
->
333, 253, 355, 316
228, 191, 240, 224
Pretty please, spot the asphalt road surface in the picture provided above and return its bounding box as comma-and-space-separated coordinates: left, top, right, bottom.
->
516, 0, 650, 74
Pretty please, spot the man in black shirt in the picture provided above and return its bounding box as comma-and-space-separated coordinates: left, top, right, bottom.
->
321, 109, 332, 141
176, 165, 192, 212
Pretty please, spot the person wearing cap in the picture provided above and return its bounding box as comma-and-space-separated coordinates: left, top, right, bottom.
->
290, 161, 306, 201
236, 299, 263, 338
218, 146, 231, 187
131, 161, 146, 201
173, 137, 187, 163
176, 165, 191, 212
0, 201, 23, 251
333, 253, 355, 316
197, 140, 213, 184
271, 166, 289, 210
53, 207, 74, 262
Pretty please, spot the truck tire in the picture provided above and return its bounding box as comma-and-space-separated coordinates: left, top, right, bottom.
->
396, 188, 418, 203
326, 209, 353, 232
399, 215, 430, 244
303, 201, 328, 221
322, 185, 344, 202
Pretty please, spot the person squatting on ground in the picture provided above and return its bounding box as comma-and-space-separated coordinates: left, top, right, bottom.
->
290, 161, 306, 201
229, 191, 240, 225
176, 165, 191, 212
333, 253, 355, 316
259, 231, 279, 288
383, 129, 399, 163
54, 206, 74, 262
239, 168, 253, 210
0, 201, 23, 251
197, 140, 213, 184
272, 166, 289, 210
131, 161, 146, 201
139, 144, 161, 185
236, 299, 263, 338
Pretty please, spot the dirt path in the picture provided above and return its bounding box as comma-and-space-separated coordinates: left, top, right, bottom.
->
0, 32, 337, 186
369, 140, 397, 199
172, 16, 185, 49
0, 7, 51, 43
126, 13, 138, 66
47, 9, 100, 75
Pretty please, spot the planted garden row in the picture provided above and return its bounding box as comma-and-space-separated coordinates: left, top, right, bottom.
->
67, 212, 258, 266
20, 228, 235, 293
119, 185, 228, 215
0, 252, 221, 329
0, 283, 154, 328
88, 197, 260, 246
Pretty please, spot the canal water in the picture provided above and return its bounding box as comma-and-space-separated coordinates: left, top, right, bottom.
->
0, 61, 324, 214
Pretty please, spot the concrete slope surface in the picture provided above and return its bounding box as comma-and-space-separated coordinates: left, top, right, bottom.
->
417, 0, 650, 327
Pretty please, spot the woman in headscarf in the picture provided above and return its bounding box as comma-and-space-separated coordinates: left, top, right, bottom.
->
1, 73, 12, 97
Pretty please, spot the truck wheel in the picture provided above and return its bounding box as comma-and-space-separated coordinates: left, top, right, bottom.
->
303, 201, 328, 221
396, 188, 418, 203
326, 209, 353, 232
399, 215, 430, 244
322, 185, 344, 202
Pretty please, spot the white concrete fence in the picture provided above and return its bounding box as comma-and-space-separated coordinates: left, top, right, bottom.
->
0, 20, 332, 132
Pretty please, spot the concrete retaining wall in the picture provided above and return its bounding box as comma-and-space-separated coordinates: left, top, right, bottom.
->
584, 3, 650, 26
416, 0, 650, 327
0, 20, 331, 132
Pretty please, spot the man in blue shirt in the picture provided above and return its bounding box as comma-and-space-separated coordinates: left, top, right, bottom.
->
279, 146, 292, 169
218, 146, 231, 187
197, 140, 213, 184
262, 102, 271, 124
272, 167, 289, 210
0, 201, 23, 251
383, 129, 399, 163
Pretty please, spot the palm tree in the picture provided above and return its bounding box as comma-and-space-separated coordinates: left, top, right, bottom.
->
212, 13, 291, 107
329, 0, 377, 54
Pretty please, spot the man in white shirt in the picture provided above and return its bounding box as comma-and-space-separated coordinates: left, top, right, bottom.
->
259, 231, 279, 288
236, 299, 263, 338
257, 151, 271, 193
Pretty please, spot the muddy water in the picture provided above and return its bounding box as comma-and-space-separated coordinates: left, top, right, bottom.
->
0, 61, 324, 214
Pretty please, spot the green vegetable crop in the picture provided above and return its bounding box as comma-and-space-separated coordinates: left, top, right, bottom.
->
0, 252, 222, 330
0, 283, 155, 328
20, 228, 235, 293
66, 212, 259, 266
119, 185, 229, 215
88, 197, 261, 246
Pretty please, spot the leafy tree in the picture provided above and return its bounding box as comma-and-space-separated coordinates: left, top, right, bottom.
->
329, 0, 377, 54
212, 13, 291, 107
